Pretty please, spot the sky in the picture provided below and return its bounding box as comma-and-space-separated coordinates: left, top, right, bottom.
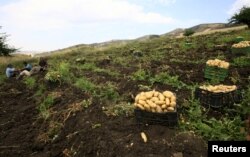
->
0, 0, 250, 52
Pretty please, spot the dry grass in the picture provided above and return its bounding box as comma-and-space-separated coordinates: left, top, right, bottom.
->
193, 25, 248, 36
0, 54, 38, 74
0, 54, 32, 66
176, 25, 248, 38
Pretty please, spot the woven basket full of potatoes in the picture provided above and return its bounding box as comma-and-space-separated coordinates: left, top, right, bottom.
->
134, 90, 177, 113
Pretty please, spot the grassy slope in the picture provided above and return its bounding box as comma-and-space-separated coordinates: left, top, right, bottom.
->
1, 28, 250, 141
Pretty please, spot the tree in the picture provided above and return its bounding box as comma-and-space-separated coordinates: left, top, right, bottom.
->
184, 29, 195, 36
0, 27, 16, 56
229, 6, 250, 28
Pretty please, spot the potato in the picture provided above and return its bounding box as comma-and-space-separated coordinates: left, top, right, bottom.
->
150, 97, 159, 102
139, 92, 145, 98
165, 98, 170, 105
161, 104, 167, 109
170, 96, 176, 103
155, 100, 165, 105
139, 95, 147, 101
141, 132, 147, 143
158, 94, 165, 101
138, 100, 146, 106
153, 91, 160, 97
206, 59, 229, 69
151, 108, 156, 113
136, 104, 145, 110
156, 105, 163, 113
135, 94, 140, 103
145, 91, 153, 99
144, 104, 151, 111
163, 91, 173, 98
135, 90, 177, 113
146, 100, 156, 108
167, 107, 175, 111
170, 101, 176, 107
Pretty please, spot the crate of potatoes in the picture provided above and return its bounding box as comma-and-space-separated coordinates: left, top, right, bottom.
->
134, 90, 178, 126
232, 41, 250, 55
204, 59, 229, 82
195, 84, 242, 108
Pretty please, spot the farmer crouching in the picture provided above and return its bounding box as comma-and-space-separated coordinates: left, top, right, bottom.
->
17, 65, 41, 80
5, 64, 19, 78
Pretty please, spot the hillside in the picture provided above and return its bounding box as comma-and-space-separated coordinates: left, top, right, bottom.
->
0, 27, 250, 157
35, 23, 247, 57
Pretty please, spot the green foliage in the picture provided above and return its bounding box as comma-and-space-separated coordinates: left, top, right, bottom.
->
104, 102, 134, 117
74, 77, 96, 93
45, 71, 61, 83
238, 86, 250, 115
180, 97, 246, 140
229, 6, 250, 28
0, 27, 16, 56
47, 121, 63, 139
184, 29, 195, 36
99, 82, 119, 101
80, 62, 97, 70
0, 74, 6, 85
92, 123, 101, 129
150, 72, 186, 89
58, 62, 70, 78
23, 77, 36, 89
170, 58, 204, 64
38, 95, 54, 119
233, 56, 250, 67
131, 69, 150, 81
81, 98, 92, 108
35, 84, 46, 97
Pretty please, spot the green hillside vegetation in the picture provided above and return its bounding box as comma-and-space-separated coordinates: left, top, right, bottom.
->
0, 28, 250, 156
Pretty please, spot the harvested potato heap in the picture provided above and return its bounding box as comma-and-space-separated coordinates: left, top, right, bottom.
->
206, 59, 230, 69
232, 41, 250, 48
134, 90, 176, 113
199, 84, 237, 93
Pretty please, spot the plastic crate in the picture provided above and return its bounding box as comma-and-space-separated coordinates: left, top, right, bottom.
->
231, 47, 250, 55
194, 88, 242, 108
134, 109, 178, 127
204, 65, 228, 82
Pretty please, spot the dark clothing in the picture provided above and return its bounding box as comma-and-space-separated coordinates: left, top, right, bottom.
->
39, 59, 48, 71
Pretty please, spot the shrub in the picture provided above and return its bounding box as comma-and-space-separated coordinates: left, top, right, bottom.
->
229, 6, 250, 28
23, 77, 36, 89
184, 29, 195, 36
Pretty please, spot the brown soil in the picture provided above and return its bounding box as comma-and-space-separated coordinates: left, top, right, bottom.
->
0, 77, 207, 157
1, 41, 250, 157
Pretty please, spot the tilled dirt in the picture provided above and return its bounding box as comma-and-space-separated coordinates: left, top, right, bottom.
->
0, 78, 207, 157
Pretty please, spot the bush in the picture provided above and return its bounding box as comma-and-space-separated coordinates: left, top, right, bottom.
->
0, 27, 16, 56
184, 29, 195, 36
23, 77, 36, 89
229, 6, 250, 28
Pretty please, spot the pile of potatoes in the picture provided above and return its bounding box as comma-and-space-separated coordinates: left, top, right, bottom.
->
134, 90, 177, 113
199, 84, 237, 93
206, 59, 230, 69
232, 41, 250, 48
